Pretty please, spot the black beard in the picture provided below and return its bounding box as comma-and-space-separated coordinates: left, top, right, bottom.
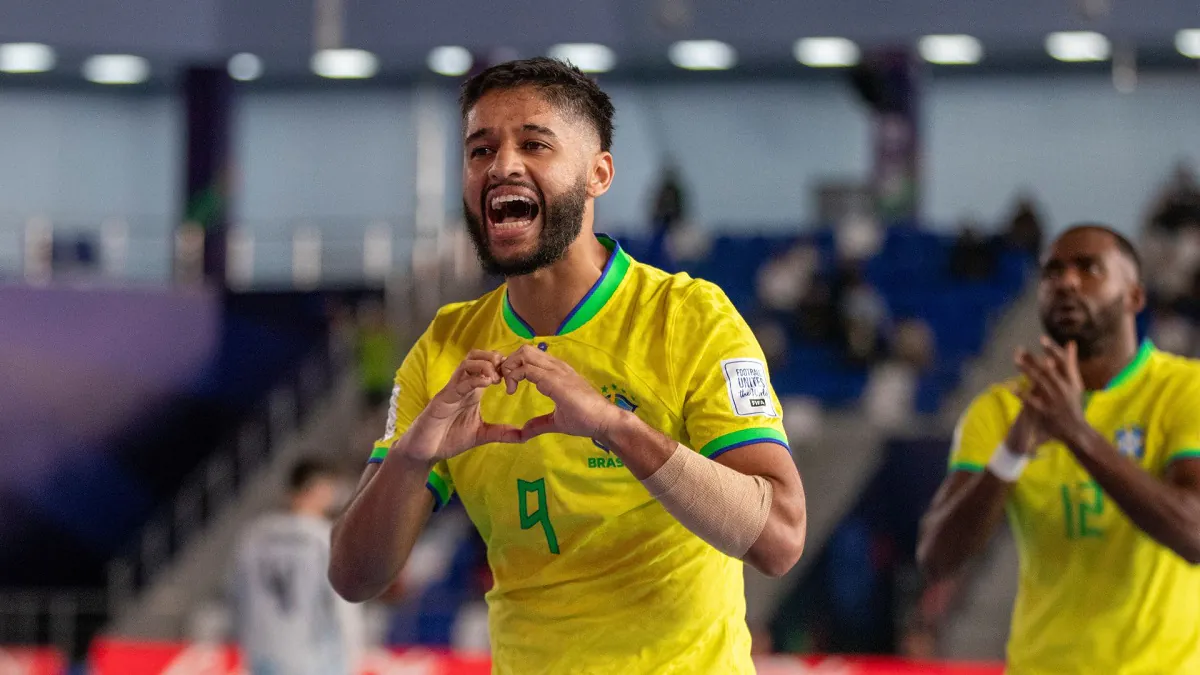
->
1040, 295, 1125, 359
464, 176, 588, 277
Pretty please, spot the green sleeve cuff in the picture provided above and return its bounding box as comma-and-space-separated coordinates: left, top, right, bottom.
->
698, 427, 790, 460
367, 445, 388, 463
427, 471, 452, 511
1167, 449, 1200, 465
949, 460, 986, 473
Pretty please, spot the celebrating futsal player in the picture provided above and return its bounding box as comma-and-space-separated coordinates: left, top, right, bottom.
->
918, 225, 1200, 673
328, 58, 807, 674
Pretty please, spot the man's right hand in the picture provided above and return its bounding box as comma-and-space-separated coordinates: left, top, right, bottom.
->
1005, 407, 1049, 457
390, 350, 522, 464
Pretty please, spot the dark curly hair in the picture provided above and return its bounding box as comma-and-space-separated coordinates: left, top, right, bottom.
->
459, 57, 615, 152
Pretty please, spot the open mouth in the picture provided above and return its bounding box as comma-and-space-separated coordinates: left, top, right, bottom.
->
486, 193, 541, 232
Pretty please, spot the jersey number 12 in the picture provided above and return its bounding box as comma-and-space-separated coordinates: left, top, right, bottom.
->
1061, 480, 1105, 539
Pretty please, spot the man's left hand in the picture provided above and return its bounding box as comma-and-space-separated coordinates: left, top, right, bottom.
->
1015, 337, 1089, 447
500, 345, 621, 443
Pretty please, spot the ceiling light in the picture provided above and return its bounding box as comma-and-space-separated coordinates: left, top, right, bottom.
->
547, 43, 616, 73
228, 53, 263, 81
427, 46, 472, 76
1177, 29, 1200, 59
793, 38, 860, 68
919, 34, 983, 65
0, 43, 55, 73
669, 40, 736, 71
1045, 31, 1110, 62
83, 55, 150, 84
311, 48, 378, 79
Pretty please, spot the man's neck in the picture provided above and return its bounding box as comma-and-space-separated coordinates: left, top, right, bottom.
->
506, 232, 610, 337
1078, 330, 1141, 392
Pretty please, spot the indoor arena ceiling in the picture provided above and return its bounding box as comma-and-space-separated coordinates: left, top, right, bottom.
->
0, 0, 1198, 80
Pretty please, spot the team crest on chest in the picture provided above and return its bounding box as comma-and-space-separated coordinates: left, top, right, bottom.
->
590, 383, 639, 463
1114, 425, 1145, 460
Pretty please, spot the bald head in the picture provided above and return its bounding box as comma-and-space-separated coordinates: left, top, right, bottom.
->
1049, 224, 1141, 283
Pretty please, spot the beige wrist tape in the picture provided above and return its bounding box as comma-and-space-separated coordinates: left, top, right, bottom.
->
641, 443, 774, 559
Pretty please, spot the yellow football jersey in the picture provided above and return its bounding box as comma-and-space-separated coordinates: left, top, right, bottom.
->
371, 234, 789, 674
949, 341, 1200, 675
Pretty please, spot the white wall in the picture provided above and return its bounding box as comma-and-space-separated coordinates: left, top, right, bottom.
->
0, 91, 178, 224
600, 81, 871, 230
924, 73, 1200, 236
236, 90, 415, 223
0, 73, 1196, 281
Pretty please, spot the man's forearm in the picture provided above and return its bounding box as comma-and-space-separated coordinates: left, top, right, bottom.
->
917, 472, 1011, 581
597, 411, 796, 574
595, 409, 678, 479
1067, 426, 1200, 563
328, 451, 434, 602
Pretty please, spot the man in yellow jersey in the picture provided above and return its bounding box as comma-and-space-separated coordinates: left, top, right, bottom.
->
327, 58, 808, 674
918, 224, 1200, 674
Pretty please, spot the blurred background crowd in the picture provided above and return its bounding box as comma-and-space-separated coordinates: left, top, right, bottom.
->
1, 0, 1199, 672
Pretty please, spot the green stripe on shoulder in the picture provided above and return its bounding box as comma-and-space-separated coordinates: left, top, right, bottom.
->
427, 471, 451, 509
1167, 449, 1200, 465
699, 427, 790, 458
949, 461, 986, 473
369, 445, 389, 462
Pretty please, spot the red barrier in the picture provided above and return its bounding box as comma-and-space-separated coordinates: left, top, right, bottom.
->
89, 640, 1005, 675
0, 647, 67, 675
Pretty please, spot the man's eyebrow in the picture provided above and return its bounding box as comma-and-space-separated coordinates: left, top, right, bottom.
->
522, 124, 557, 138
464, 127, 491, 144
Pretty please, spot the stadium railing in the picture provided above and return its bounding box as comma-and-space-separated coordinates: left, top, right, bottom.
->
0, 214, 423, 290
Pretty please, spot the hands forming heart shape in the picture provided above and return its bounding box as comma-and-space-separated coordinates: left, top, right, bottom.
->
395, 345, 623, 464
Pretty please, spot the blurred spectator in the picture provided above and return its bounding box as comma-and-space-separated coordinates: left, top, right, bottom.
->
792, 278, 840, 345
1002, 195, 1044, 258
1146, 161, 1200, 236
651, 163, 687, 233
665, 226, 713, 267
231, 458, 363, 675
646, 163, 689, 270
893, 318, 936, 373
949, 223, 998, 282
840, 267, 891, 366
1150, 306, 1195, 357
835, 211, 883, 263
326, 298, 358, 369
1173, 268, 1200, 324
756, 244, 820, 312
355, 300, 397, 416
863, 361, 917, 431
863, 318, 935, 430
752, 319, 790, 366
780, 396, 824, 447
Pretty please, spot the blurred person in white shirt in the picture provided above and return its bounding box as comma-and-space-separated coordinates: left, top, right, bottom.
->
232, 458, 363, 675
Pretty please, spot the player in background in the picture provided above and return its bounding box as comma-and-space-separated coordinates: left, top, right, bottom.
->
918, 225, 1200, 674
233, 458, 363, 675
328, 58, 807, 674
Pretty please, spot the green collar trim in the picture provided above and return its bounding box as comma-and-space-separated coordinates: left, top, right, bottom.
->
1103, 339, 1155, 391
502, 234, 631, 339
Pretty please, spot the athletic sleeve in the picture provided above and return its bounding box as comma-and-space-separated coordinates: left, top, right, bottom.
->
367, 325, 455, 511
670, 281, 789, 459
1164, 375, 1200, 466
947, 387, 1010, 473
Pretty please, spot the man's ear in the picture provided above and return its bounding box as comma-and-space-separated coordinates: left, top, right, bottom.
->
588, 152, 614, 198
1129, 281, 1147, 314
